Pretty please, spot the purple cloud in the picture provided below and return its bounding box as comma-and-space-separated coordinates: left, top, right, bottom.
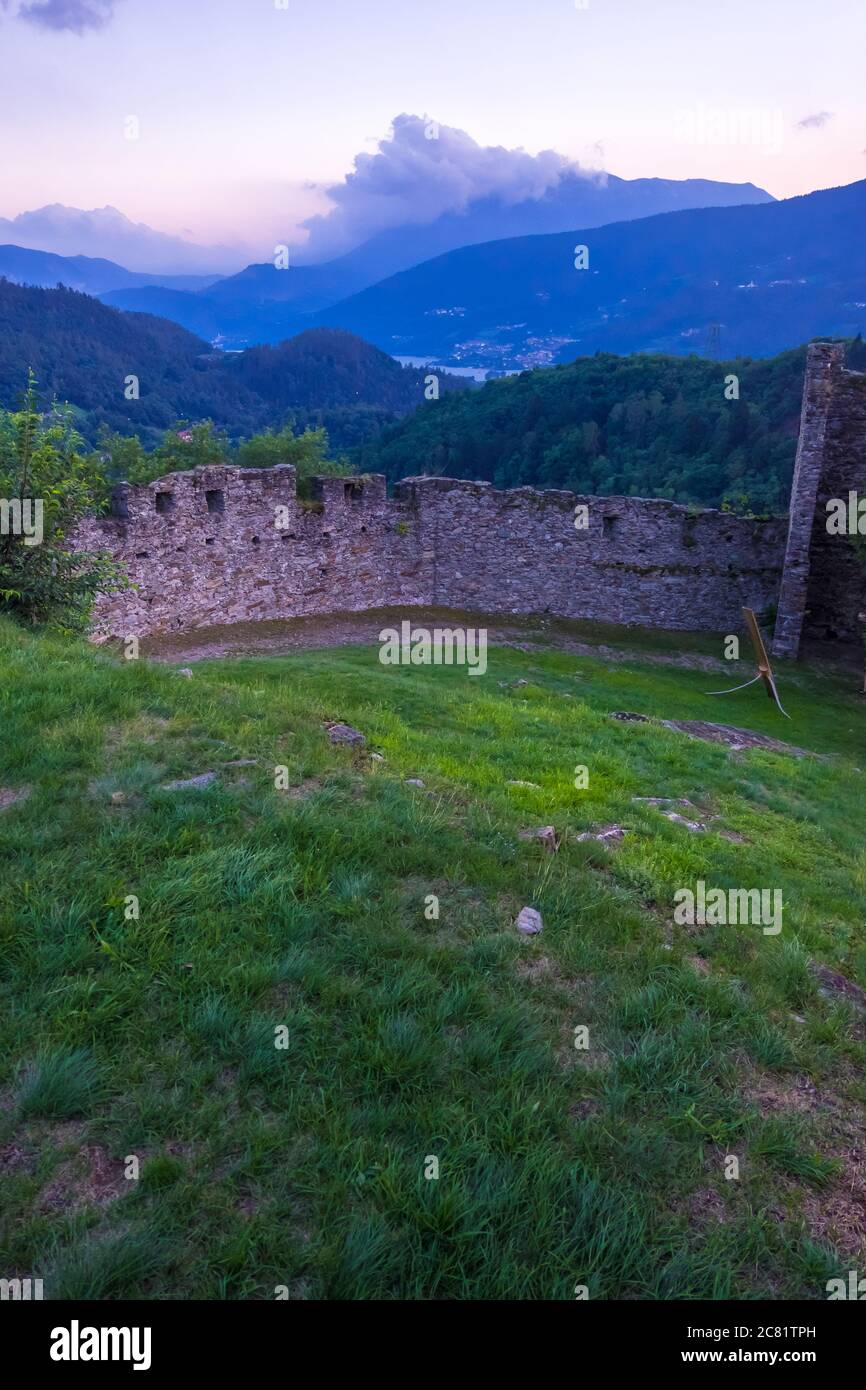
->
795, 111, 834, 130
18, 0, 115, 33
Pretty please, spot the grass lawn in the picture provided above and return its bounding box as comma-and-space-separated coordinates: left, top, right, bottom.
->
1, 613, 864, 1300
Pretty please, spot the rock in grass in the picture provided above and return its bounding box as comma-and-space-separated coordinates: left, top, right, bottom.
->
405, 778, 425, 787
507, 779, 541, 789
519, 826, 558, 852
577, 824, 627, 844
161, 771, 217, 791
632, 796, 695, 807
664, 810, 706, 833
176, 668, 194, 678
325, 721, 366, 747
810, 962, 866, 1013
515, 906, 543, 935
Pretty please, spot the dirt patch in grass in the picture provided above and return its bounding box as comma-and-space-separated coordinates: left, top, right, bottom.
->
684, 1186, 730, 1226
555, 1020, 612, 1072
516, 954, 562, 984
0, 1140, 37, 1174
746, 1074, 826, 1114
746, 1069, 866, 1258
570, 1098, 602, 1120
39, 1144, 128, 1213
279, 776, 325, 801
687, 954, 711, 976
802, 1163, 866, 1260
515, 956, 597, 1001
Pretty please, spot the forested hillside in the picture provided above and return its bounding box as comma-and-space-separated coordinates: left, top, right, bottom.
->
0, 281, 466, 450
222, 328, 467, 451
353, 347, 827, 512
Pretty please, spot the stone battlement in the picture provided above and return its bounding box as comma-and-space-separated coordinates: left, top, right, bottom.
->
71, 344, 866, 654
74, 464, 787, 641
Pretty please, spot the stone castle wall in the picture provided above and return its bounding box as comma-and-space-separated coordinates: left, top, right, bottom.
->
392, 477, 786, 631
772, 343, 866, 655
72, 343, 864, 652
74, 468, 427, 637
75, 465, 786, 641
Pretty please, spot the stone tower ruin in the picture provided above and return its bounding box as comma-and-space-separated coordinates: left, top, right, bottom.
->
772, 342, 866, 658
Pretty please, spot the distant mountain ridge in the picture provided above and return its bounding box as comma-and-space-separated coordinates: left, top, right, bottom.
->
311, 179, 866, 367
0, 244, 222, 296
98, 173, 774, 347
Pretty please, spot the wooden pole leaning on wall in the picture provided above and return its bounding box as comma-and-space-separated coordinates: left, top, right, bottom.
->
706, 608, 791, 717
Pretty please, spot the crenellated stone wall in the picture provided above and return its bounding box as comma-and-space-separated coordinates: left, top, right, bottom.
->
74, 464, 786, 641
392, 477, 786, 632
74, 467, 427, 637
71, 343, 865, 652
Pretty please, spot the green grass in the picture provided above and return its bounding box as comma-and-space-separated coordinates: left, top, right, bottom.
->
0, 614, 864, 1300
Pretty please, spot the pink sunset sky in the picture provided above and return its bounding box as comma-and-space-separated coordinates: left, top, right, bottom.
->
0, 0, 862, 268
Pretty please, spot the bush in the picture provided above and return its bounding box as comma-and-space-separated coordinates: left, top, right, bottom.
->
0, 376, 127, 631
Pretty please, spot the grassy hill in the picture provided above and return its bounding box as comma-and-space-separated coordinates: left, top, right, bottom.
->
1, 615, 864, 1299
355, 346, 813, 511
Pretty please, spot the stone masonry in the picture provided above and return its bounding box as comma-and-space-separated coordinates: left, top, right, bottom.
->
772, 343, 866, 656
71, 344, 863, 653
75, 466, 786, 641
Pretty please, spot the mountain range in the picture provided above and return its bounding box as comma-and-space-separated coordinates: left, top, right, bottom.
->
2, 175, 863, 417
87, 179, 865, 368
0, 244, 222, 296
313, 179, 866, 367
95, 174, 773, 346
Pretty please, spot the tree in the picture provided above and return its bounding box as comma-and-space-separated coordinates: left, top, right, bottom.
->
0, 376, 126, 630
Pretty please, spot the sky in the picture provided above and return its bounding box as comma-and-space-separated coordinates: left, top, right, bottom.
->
0, 0, 862, 268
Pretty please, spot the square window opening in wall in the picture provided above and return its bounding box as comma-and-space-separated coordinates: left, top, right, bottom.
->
155, 491, 175, 515
344, 481, 364, 501
602, 514, 620, 539
205, 489, 225, 514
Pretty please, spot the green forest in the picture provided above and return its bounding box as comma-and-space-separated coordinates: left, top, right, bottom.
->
0, 281, 465, 451
355, 345, 866, 512
4, 272, 865, 515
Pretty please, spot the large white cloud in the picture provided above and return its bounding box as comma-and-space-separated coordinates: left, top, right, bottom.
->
301, 114, 578, 259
